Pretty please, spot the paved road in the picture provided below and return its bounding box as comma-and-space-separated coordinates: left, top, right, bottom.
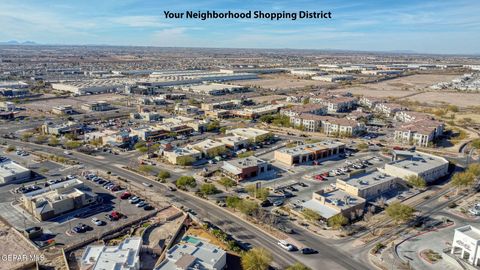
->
3, 139, 371, 270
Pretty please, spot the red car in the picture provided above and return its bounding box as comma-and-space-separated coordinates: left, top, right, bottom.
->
314, 175, 324, 181
120, 192, 131, 200
321, 172, 329, 177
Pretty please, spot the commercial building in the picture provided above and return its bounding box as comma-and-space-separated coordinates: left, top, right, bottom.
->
41, 121, 84, 135
179, 83, 249, 95
222, 156, 269, 181
131, 127, 169, 142
51, 79, 124, 95
81, 101, 112, 112
0, 101, 16, 111
161, 146, 202, 165
162, 116, 209, 132
155, 236, 226, 270
0, 157, 31, 184
86, 130, 139, 149
302, 189, 366, 220
81, 237, 142, 270
201, 100, 242, 111
174, 104, 200, 115
274, 141, 345, 166
52, 105, 74, 115
188, 139, 226, 158
217, 136, 249, 151
336, 170, 399, 200
451, 225, 480, 266
382, 150, 449, 183
226, 128, 272, 143
232, 104, 284, 119
311, 74, 354, 82
22, 179, 97, 221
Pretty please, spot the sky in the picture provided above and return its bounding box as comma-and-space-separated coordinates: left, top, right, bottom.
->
0, 0, 479, 54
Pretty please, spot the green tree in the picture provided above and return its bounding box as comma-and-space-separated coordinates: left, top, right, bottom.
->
357, 142, 369, 151
286, 262, 312, 270
241, 247, 272, 270
137, 146, 148, 153
406, 175, 427, 189
472, 139, 480, 149
245, 184, 269, 200
218, 177, 237, 190
467, 163, 480, 177
138, 165, 155, 174
33, 134, 48, 144
134, 141, 146, 150
6, 145, 16, 152
176, 176, 197, 189
206, 121, 220, 132
21, 132, 33, 141
450, 171, 476, 193
238, 200, 259, 215
200, 183, 219, 195
48, 136, 60, 146
226, 196, 242, 208
302, 208, 321, 222
157, 170, 171, 181
385, 202, 415, 224
237, 151, 255, 158
219, 127, 228, 134
327, 214, 348, 229
176, 156, 195, 166
64, 140, 82, 149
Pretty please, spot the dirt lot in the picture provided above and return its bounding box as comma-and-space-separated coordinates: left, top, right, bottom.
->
0, 222, 44, 270
406, 91, 480, 108
231, 74, 335, 90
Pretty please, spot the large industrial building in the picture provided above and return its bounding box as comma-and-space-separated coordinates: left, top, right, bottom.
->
179, 83, 249, 95
274, 141, 345, 166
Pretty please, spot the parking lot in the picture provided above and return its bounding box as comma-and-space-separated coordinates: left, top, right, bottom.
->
0, 151, 157, 249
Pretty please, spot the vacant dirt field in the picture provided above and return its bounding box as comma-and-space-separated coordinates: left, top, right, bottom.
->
231, 74, 335, 90
407, 91, 480, 107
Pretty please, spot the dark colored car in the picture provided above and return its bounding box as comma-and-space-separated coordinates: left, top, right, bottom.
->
260, 200, 272, 207
301, 248, 318, 254
144, 205, 154, 211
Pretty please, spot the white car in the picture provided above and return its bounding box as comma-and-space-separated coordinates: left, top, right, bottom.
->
91, 217, 104, 226
278, 240, 294, 251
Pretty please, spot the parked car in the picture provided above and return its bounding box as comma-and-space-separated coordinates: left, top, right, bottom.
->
120, 192, 131, 200
260, 200, 272, 207
143, 205, 154, 211
273, 200, 284, 207
136, 201, 146, 207
91, 217, 105, 226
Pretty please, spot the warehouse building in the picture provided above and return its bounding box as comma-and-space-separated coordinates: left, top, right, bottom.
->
222, 156, 269, 181
81, 101, 112, 112
180, 83, 249, 95
274, 141, 345, 166
382, 150, 449, 183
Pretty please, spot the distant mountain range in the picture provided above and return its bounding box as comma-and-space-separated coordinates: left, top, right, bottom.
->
0, 40, 38, 45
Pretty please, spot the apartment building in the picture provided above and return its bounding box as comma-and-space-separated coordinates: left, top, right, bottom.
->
394, 119, 444, 147
274, 141, 345, 166
358, 96, 385, 108
281, 103, 327, 118
232, 104, 284, 119
310, 96, 357, 113
289, 114, 365, 136
394, 111, 432, 123
374, 103, 407, 117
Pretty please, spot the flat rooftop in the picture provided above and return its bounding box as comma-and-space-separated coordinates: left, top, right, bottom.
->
387, 150, 448, 173
227, 128, 271, 138
456, 225, 480, 241
0, 159, 30, 178
189, 139, 225, 151
339, 170, 397, 191
276, 141, 345, 156
314, 189, 366, 210
224, 156, 267, 169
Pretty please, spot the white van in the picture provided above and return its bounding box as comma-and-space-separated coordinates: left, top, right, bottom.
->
142, 182, 153, 188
